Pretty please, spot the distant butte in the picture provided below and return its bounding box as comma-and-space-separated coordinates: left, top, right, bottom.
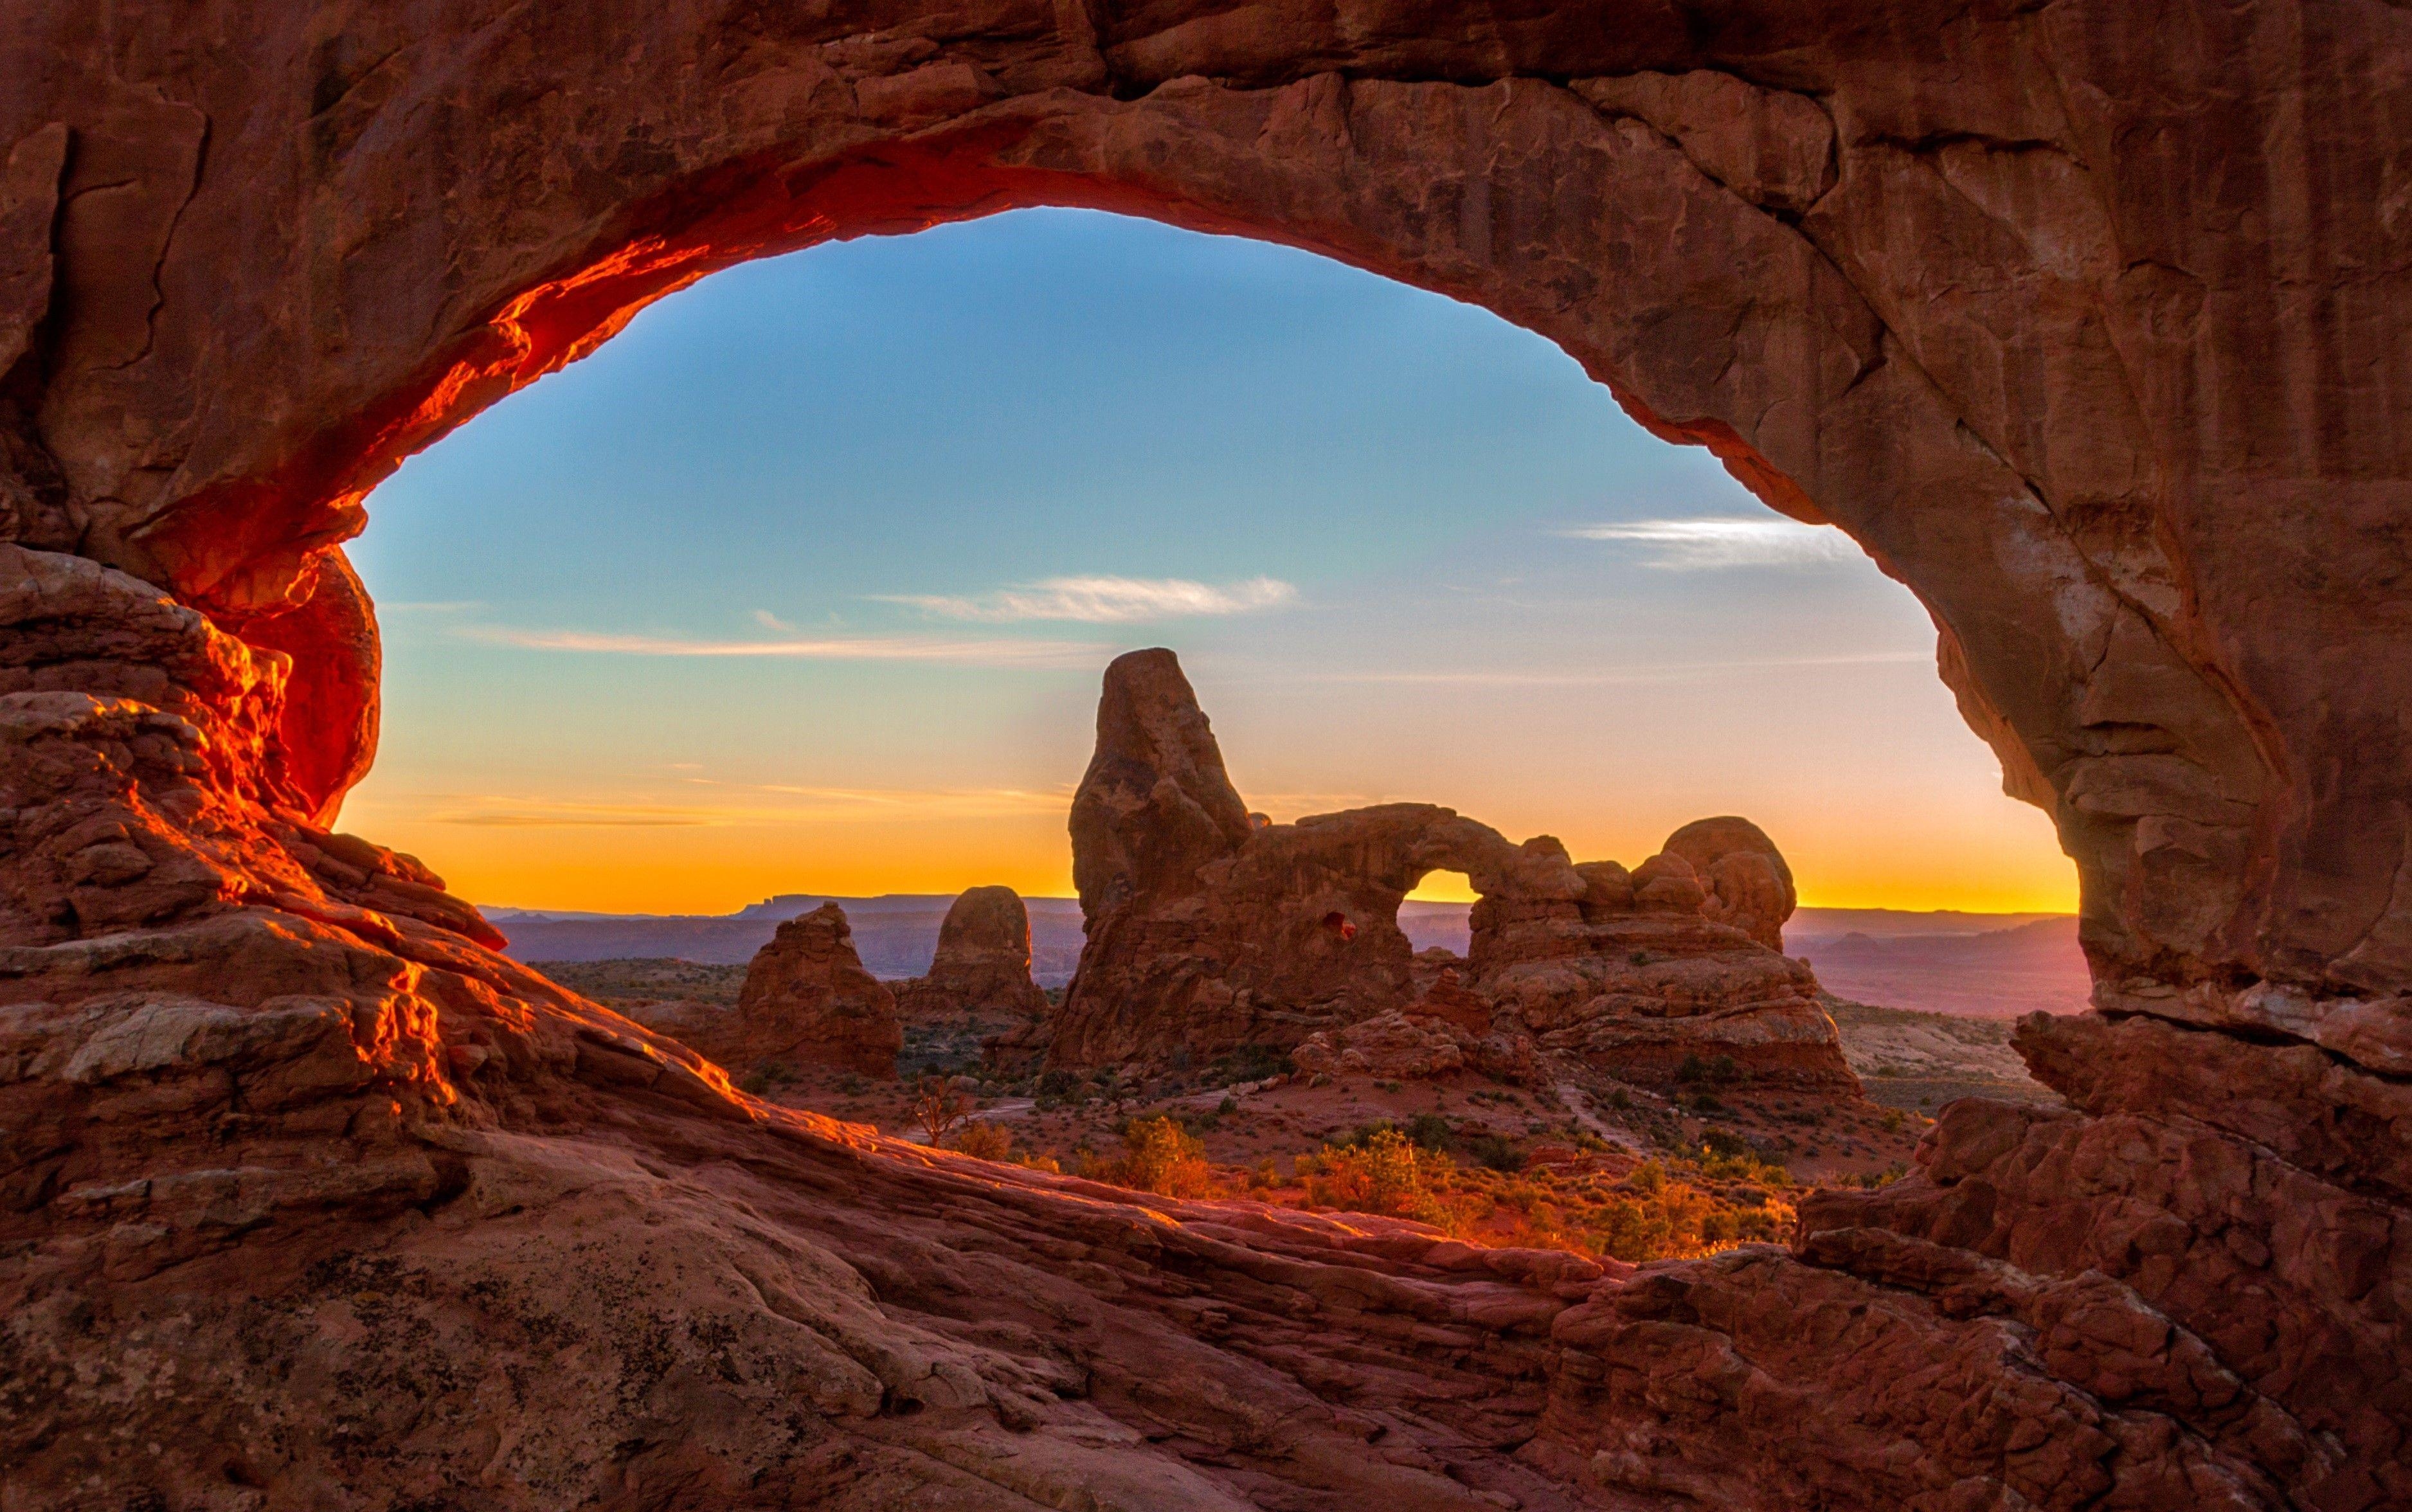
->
892, 885, 1048, 1023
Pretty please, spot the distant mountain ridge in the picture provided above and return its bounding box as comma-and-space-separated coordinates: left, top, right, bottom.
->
488, 893, 2083, 1006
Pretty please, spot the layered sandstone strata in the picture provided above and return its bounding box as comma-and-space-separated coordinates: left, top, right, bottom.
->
1052, 649, 1859, 1090
3, 4, 2409, 1508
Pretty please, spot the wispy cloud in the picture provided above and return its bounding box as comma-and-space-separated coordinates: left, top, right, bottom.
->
752, 608, 798, 633
392, 785, 1077, 829
878, 574, 1298, 623
742, 785, 1074, 816
1561, 516, 1856, 570
433, 803, 714, 828
1259, 651, 1932, 687
456, 626, 1104, 667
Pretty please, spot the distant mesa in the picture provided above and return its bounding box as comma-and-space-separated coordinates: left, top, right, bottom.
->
1049, 647, 1859, 1094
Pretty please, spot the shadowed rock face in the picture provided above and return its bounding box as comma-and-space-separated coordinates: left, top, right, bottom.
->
707, 903, 902, 1079
3, 3, 2410, 1508
894, 885, 1047, 1021
1054, 649, 1860, 1092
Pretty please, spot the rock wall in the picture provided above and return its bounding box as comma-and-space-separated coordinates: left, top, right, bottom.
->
2, 3, 2409, 1508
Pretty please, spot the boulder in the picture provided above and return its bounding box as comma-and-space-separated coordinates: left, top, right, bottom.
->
1291, 1009, 1468, 1079
1662, 815, 1797, 950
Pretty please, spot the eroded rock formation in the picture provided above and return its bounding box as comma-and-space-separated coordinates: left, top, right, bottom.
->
892, 885, 1048, 1022
692, 903, 901, 1079
3, 4, 2409, 1508
1054, 649, 1859, 1092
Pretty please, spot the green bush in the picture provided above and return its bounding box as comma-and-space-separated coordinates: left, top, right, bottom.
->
1461, 1133, 1527, 1173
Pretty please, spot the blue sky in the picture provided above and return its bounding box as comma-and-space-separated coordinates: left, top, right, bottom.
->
344, 208, 2071, 914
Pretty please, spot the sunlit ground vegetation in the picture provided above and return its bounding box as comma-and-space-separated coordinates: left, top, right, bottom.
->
946, 1111, 1844, 1264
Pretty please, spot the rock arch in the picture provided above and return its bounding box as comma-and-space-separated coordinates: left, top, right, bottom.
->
4, 4, 2409, 1507
1052, 648, 1859, 1090
11, 1, 2344, 1018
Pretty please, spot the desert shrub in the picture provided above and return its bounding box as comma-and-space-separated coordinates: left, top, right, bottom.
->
1572, 1158, 1792, 1260
1406, 1112, 1455, 1151
1700, 1127, 1753, 1159
950, 1122, 1014, 1161
737, 1069, 772, 1095
1459, 1133, 1526, 1173
1882, 1108, 1906, 1132
1675, 1054, 1707, 1084
1081, 1115, 1217, 1199
1206, 1043, 1292, 1084
1608, 1088, 1633, 1110
1306, 1127, 1456, 1228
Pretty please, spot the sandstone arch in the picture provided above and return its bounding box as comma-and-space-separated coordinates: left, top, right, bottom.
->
8, 1, 2377, 1034
1052, 648, 1860, 1090
4, 3, 2409, 1507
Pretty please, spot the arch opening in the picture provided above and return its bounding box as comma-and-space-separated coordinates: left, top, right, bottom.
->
338, 207, 2071, 934
119, 89, 2278, 1025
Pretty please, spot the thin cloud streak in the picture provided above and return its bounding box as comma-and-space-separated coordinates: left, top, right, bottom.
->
878, 574, 1298, 623
456, 625, 1106, 666
391, 786, 1078, 829
1562, 516, 1857, 570
1251, 650, 1932, 688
